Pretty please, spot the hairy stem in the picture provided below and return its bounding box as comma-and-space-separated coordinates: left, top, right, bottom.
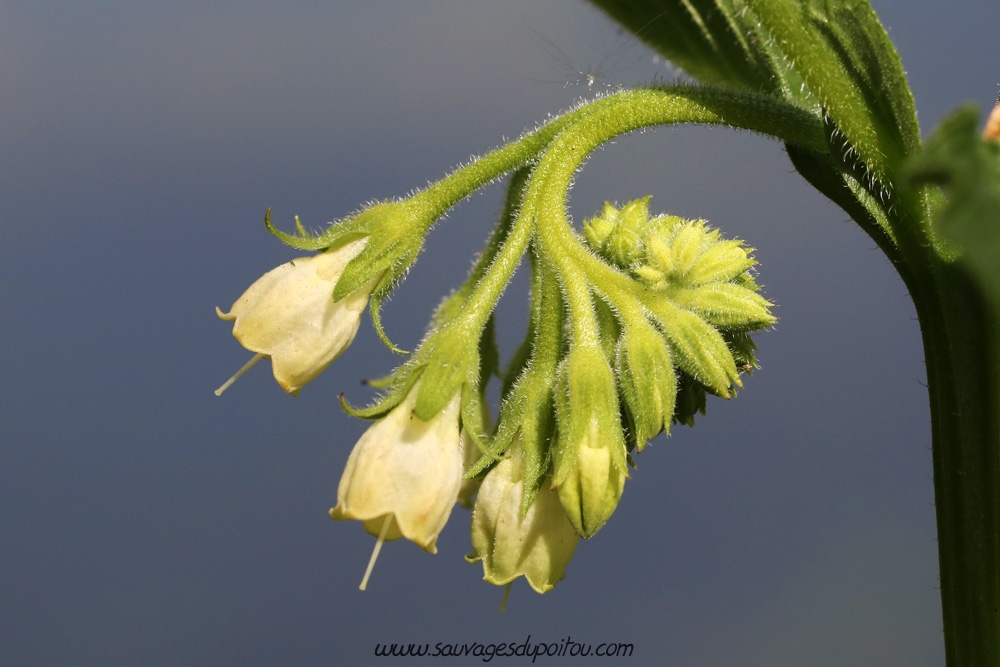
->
915, 260, 1000, 665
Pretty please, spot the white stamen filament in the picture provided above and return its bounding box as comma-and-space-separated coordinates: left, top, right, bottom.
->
214, 353, 266, 396
359, 514, 394, 591
499, 582, 513, 613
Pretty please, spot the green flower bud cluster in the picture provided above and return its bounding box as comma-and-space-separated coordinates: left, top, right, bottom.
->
583, 198, 774, 431
214, 86, 790, 603
461, 196, 774, 597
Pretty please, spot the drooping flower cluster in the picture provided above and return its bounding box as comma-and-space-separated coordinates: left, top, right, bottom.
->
216, 191, 771, 599
214, 88, 779, 601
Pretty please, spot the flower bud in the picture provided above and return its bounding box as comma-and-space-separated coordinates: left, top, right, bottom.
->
582, 197, 652, 269
640, 218, 761, 294
467, 454, 579, 594
632, 215, 775, 398
672, 282, 775, 330
617, 320, 677, 448
653, 299, 741, 397
668, 222, 705, 277
553, 417, 626, 539
583, 202, 617, 249
602, 196, 651, 269
551, 346, 628, 538
683, 239, 754, 286
330, 389, 463, 553
216, 239, 373, 394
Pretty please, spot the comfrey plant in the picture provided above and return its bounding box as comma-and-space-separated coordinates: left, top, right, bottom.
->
216, 1, 1000, 662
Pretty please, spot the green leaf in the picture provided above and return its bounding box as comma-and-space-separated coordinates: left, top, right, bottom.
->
907, 105, 1000, 305
588, 0, 780, 93
747, 0, 920, 183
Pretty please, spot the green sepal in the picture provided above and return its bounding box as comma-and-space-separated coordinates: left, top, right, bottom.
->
339, 363, 425, 420
415, 360, 475, 422
465, 364, 554, 482
649, 298, 740, 397
516, 369, 561, 514
361, 372, 395, 390
519, 431, 556, 517
616, 320, 678, 449
671, 283, 776, 330
460, 380, 493, 475
329, 199, 430, 300
551, 346, 623, 461
368, 289, 408, 355
334, 236, 419, 303
465, 399, 517, 480
673, 372, 708, 427
515, 372, 558, 516
414, 321, 480, 421
264, 207, 369, 252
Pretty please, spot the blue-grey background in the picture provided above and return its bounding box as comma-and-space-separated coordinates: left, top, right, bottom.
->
1, 1, 995, 665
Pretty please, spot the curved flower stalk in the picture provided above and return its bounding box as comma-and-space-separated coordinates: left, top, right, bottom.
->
215, 238, 373, 395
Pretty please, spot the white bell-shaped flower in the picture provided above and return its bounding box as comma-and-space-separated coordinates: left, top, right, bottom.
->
216, 238, 372, 394
468, 451, 579, 594
330, 389, 463, 555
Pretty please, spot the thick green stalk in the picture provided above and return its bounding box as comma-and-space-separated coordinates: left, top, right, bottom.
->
914, 259, 1000, 665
